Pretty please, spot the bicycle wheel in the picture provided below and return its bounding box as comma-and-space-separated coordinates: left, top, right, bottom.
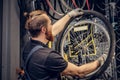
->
56, 10, 115, 79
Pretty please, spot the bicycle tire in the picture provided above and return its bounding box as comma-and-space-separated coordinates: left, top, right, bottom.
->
46, 0, 64, 16
60, 0, 86, 10
77, 0, 86, 9
56, 10, 115, 79
44, 0, 66, 20
71, 0, 78, 8
42, 0, 59, 20
86, 0, 95, 10
58, 0, 68, 14
60, 0, 73, 10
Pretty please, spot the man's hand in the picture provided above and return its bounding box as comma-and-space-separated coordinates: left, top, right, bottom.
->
67, 8, 84, 18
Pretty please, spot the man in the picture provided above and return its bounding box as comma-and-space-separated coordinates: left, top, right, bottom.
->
22, 9, 106, 80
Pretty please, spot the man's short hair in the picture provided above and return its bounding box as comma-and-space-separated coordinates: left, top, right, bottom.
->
25, 10, 48, 37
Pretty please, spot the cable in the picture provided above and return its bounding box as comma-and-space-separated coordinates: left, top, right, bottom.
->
86, 0, 90, 10
71, 0, 78, 8
46, 0, 64, 16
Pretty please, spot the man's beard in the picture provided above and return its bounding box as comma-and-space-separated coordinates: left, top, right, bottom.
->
45, 29, 54, 41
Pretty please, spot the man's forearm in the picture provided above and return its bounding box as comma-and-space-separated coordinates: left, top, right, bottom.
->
78, 60, 99, 76
52, 14, 71, 36
61, 61, 99, 78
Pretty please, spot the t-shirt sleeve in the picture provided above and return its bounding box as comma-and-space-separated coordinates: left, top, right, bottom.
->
45, 51, 68, 73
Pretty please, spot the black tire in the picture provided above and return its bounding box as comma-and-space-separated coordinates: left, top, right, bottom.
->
60, 0, 86, 10
56, 10, 115, 80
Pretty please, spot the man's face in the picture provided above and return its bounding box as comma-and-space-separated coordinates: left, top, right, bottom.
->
45, 15, 54, 41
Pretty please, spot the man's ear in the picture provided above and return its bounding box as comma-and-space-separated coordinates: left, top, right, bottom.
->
41, 26, 46, 33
